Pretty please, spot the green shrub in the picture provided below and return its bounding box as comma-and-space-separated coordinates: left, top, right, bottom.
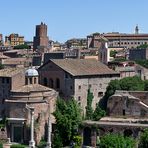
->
37, 139, 46, 148
99, 133, 136, 148
73, 135, 82, 147
0, 143, 3, 148
52, 131, 63, 148
10, 144, 26, 148
139, 129, 148, 148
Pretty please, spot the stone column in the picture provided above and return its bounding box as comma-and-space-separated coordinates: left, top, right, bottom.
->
29, 108, 35, 148
46, 117, 52, 148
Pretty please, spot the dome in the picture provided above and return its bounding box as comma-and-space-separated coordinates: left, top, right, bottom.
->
25, 68, 39, 77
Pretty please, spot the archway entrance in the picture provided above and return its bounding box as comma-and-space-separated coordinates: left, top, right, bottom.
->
124, 129, 133, 137
83, 127, 91, 146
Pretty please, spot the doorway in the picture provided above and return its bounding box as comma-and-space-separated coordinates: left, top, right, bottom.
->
12, 125, 23, 143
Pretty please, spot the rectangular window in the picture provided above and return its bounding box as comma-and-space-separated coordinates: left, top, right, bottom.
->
2, 78, 5, 83
98, 92, 103, 97
89, 84, 92, 88
78, 85, 81, 89
65, 73, 68, 79
78, 96, 81, 101
6, 78, 9, 83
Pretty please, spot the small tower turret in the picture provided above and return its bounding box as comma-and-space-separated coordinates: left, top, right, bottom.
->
135, 25, 139, 34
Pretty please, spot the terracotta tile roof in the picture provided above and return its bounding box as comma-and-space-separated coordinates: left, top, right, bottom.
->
3, 57, 32, 65
50, 59, 119, 76
0, 67, 25, 77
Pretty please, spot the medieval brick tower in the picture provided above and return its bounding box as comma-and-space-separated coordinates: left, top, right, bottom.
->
33, 22, 49, 52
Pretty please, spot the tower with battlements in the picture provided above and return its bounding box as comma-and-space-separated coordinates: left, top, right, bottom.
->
33, 22, 49, 52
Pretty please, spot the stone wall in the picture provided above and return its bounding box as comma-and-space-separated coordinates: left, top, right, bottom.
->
74, 76, 120, 113
11, 71, 25, 90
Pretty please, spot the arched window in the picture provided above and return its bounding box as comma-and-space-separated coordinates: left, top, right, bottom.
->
56, 78, 60, 89
49, 78, 54, 88
43, 77, 48, 86
34, 77, 37, 84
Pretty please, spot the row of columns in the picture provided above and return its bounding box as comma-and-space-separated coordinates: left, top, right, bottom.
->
26, 105, 52, 148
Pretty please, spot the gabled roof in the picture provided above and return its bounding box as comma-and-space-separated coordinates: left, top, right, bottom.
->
39, 59, 119, 76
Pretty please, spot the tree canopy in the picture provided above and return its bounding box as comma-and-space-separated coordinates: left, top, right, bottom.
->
92, 103, 106, 121
137, 43, 148, 49
85, 89, 106, 121
85, 89, 94, 120
135, 60, 148, 69
13, 44, 30, 49
53, 98, 82, 147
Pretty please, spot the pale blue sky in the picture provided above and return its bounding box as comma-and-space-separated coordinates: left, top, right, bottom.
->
0, 0, 148, 43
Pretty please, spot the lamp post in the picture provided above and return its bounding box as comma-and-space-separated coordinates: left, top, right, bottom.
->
26, 104, 35, 148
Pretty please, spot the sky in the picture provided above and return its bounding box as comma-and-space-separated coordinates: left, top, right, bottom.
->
0, 0, 148, 43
